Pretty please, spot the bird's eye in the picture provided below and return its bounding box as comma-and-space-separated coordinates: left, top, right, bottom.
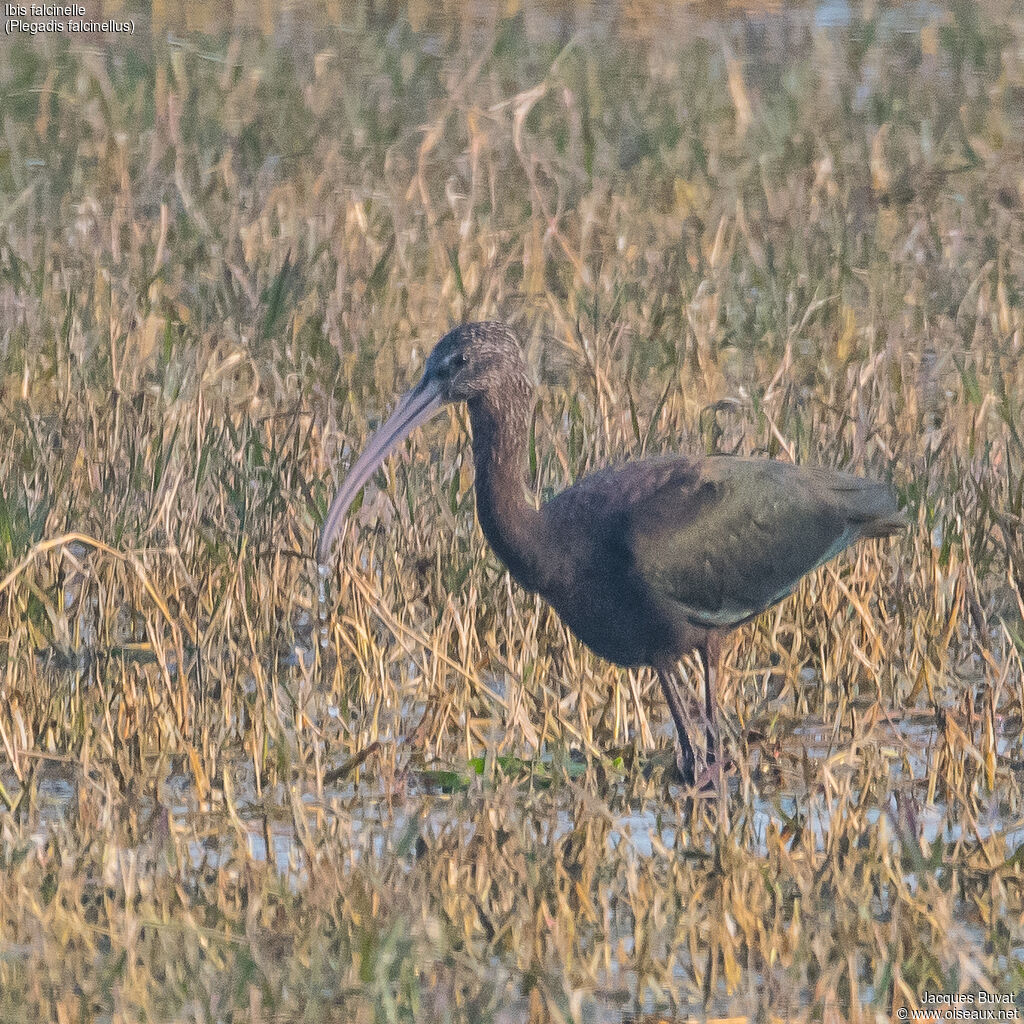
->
436, 350, 468, 377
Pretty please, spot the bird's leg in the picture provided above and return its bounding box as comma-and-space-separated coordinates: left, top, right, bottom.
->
656, 664, 698, 785
698, 636, 722, 767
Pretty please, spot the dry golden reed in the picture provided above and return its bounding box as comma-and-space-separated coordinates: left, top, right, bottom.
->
0, 2, 1023, 1020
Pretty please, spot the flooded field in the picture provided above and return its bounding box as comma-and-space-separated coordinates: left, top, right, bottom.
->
2, 0, 1024, 1020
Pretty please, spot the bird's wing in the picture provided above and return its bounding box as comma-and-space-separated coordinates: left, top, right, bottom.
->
623, 456, 897, 629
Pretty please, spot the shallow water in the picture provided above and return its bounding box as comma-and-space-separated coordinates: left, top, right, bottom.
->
5, 0, 1024, 1016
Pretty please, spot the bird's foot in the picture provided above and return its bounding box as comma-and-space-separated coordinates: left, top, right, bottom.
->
669, 752, 735, 792
693, 757, 736, 792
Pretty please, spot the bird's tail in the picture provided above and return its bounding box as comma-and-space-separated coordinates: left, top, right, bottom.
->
818, 470, 906, 538
860, 510, 908, 538
841, 477, 906, 538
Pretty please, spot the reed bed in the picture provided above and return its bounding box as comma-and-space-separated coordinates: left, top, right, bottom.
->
1, 1, 1023, 1020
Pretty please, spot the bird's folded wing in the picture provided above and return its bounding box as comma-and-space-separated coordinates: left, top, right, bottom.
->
623, 457, 892, 629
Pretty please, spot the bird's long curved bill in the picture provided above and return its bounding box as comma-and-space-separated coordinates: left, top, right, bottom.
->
318, 376, 444, 562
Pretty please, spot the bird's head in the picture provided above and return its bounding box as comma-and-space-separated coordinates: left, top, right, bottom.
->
422, 321, 525, 403
318, 321, 526, 560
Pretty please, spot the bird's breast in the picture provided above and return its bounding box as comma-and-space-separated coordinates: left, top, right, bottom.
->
536, 561, 693, 669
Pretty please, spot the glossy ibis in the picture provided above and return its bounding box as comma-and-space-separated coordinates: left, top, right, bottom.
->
319, 322, 904, 784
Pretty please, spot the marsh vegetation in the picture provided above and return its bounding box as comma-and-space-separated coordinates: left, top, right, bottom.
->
1, 1, 1024, 1019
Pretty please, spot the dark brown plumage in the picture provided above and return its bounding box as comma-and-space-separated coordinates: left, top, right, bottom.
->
320, 322, 905, 783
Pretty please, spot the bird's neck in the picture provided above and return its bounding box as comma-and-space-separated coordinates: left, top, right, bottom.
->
467, 380, 547, 591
